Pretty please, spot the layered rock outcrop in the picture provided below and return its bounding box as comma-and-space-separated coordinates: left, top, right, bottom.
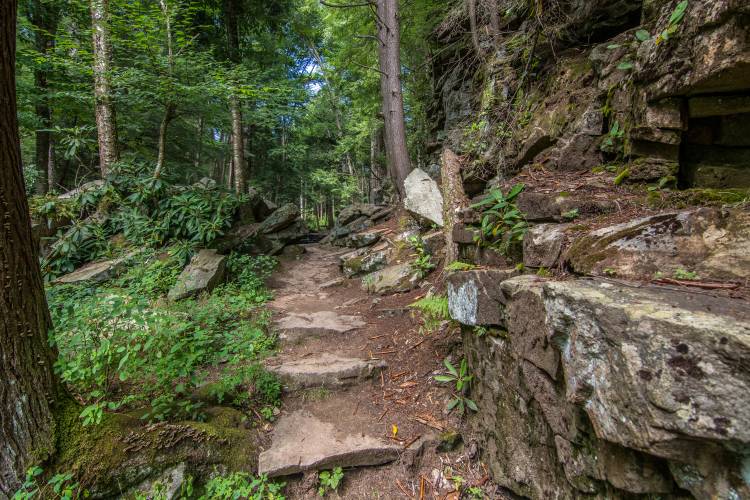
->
453, 273, 750, 499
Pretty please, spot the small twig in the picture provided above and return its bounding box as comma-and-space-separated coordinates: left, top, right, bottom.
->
378, 407, 390, 421
403, 434, 421, 450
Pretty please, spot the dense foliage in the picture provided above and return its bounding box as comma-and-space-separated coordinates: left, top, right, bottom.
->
47, 251, 280, 424
17, 0, 451, 225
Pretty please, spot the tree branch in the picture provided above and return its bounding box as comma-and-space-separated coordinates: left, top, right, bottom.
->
320, 0, 373, 7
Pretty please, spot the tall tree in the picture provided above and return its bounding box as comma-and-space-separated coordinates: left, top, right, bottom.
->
90, 0, 119, 177
224, 0, 246, 193
26, 0, 60, 193
153, 0, 177, 178
1, 1, 64, 493
376, 0, 410, 199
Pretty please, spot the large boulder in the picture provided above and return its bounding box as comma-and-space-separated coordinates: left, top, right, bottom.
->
336, 203, 387, 226
340, 243, 390, 278
259, 203, 300, 234
566, 207, 750, 281
523, 223, 569, 268
168, 249, 227, 301
404, 168, 444, 227
236, 187, 277, 224
465, 275, 750, 499
363, 263, 420, 295
446, 269, 521, 326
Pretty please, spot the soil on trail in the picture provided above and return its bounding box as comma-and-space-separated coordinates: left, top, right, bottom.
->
261, 243, 487, 499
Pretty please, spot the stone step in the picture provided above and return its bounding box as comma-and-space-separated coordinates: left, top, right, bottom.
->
267, 353, 386, 390
258, 410, 400, 477
274, 311, 366, 343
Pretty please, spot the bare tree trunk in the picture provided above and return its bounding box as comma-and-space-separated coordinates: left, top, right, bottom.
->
195, 117, 203, 170
154, 0, 176, 178
29, 0, 58, 194
154, 104, 174, 178
48, 134, 56, 191
224, 0, 246, 193
369, 123, 386, 203
1, 5, 66, 493
376, 0, 411, 200
467, 0, 483, 59
230, 96, 245, 193
441, 149, 469, 264
90, 0, 118, 178
488, 0, 500, 38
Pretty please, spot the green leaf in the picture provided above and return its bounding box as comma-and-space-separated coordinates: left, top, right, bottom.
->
635, 29, 651, 42
465, 398, 479, 412
443, 358, 458, 377
617, 61, 634, 71
434, 375, 455, 383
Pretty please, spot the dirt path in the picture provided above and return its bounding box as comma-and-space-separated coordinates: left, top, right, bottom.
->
259, 244, 484, 499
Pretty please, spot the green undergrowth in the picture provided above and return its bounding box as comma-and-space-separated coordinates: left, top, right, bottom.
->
46, 251, 280, 426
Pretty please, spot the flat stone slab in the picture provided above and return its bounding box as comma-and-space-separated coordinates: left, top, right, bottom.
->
54, 254, 132, 285
258, 411, 400, 477
268, 353, 387, 390
275, 311, 366, 343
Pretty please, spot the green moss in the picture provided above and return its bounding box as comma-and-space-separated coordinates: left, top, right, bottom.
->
647, 188, 750, 209
345, 257, 363, 273
47, 401, 259, 495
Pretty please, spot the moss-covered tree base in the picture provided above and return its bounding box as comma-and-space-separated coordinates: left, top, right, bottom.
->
50, 400, 260, 497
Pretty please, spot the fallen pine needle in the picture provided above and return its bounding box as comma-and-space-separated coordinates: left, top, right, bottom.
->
395, 479, 411, 498
378, 407, 390, 421
403, 434, 421, 449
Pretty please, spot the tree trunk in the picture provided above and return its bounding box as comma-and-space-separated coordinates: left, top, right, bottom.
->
154, 0, 176, 178
48, 134, 56, 192
223, 0, 246, 193
488, 0, 500, 38
467, 0, 483, 59
369, 123, 386, 203
90, 0, 118, 178
376, 0, 411, 200
230, 96, 245, 193
29, 0, 58, 194
1, 4, 65, 494
441, 148, 469, 264
154, 103, 174, 178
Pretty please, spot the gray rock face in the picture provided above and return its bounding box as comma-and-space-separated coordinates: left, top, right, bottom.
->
517, 191, 616, 222
523, 224, 569, 268
275, 310, 366, 343
337, 204, 386, 226
54, 253, 133, 285
130, 463, 187, 500
260, 203, 300, 234
57, 179, 105, 200
363, 263, 420, 295
268, 353, 386, 390
340, 244, 390, 278
465, 275, 750, 499
258, 411, 400, 477
567, 207, 750, 281
168, 250, 226, 301
446, 269, 520, 326
404, 168, 444, 227
341, 230, 382, 249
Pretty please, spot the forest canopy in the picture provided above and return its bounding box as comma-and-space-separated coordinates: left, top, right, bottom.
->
17, 0, 448, 227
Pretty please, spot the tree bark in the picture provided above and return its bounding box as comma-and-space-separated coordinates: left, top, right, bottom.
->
154, 104, 174, 178
441, 148, 469, 264
230, 96, 245, 193
223, 0, 246, 193
376, 0, 411, 200
90, 0, 119, 178
154, 0, 176, 178
1, 4, 65, 494
467, 0, 483, 59
28, 0, 58, 194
